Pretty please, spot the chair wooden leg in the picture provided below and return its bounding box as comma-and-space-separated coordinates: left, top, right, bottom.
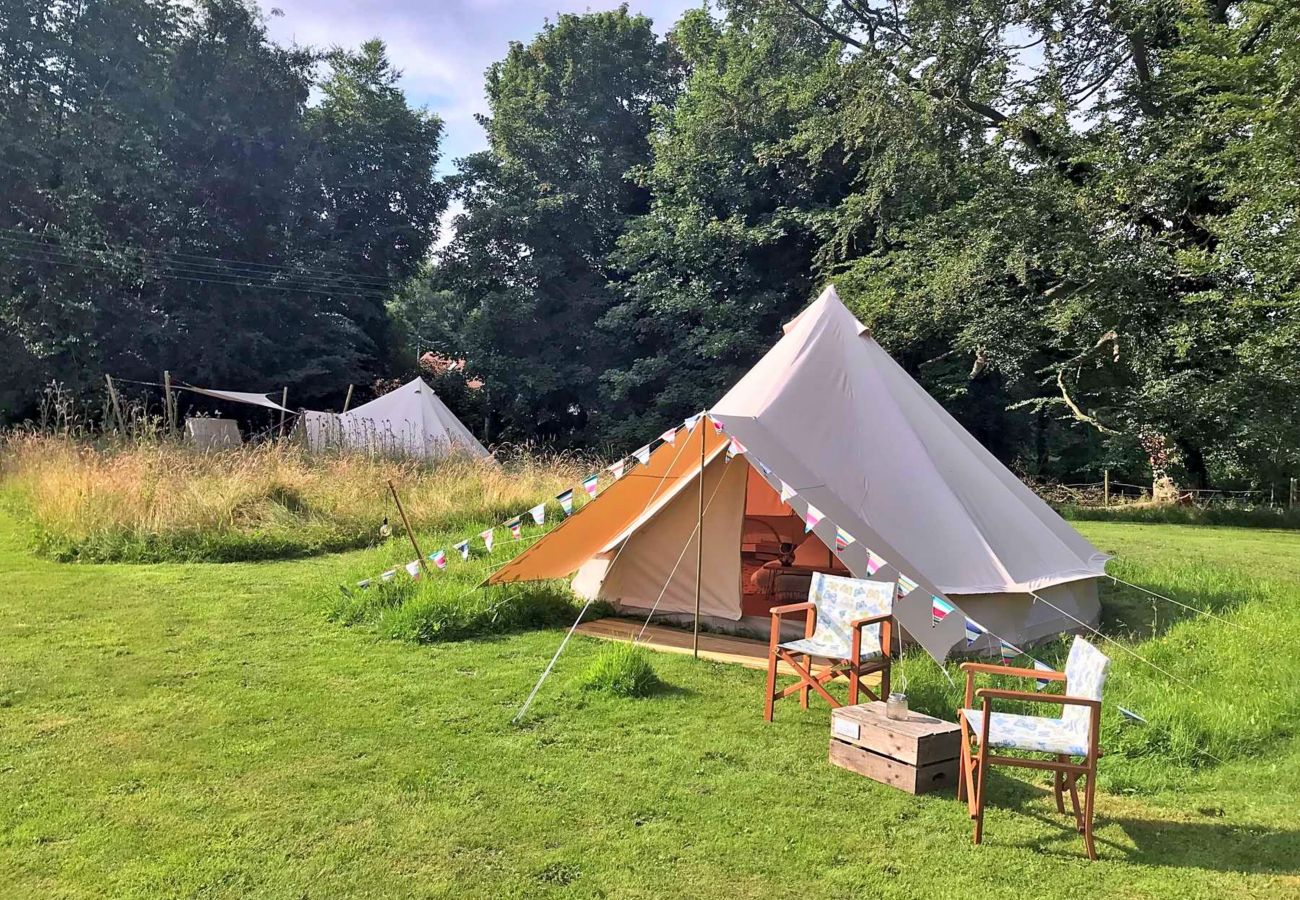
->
1067, 770, 1084, 830
956, 713, 970, 805
848, 663, 860, 706
763, 646, 778, 722
972, 743, 989, 845
1082, 767, 1099, 860
1053, 756, 1067, 814
799, 655, 811, 709
879, 662, 890, 700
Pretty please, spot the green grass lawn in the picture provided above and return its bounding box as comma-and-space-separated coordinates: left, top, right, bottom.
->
1, 515, 1298, 899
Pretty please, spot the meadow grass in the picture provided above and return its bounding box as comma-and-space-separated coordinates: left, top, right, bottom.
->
1059, 502, 1300, 530
1, 514, 1298, 897
579, 643, 663, 698
0, 434, 590, 562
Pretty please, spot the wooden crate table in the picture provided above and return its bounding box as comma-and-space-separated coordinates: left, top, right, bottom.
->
829, 702, 961, 795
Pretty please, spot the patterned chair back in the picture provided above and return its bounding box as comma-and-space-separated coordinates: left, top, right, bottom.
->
1061, 636, 1110, 742
808, 572, 895, 656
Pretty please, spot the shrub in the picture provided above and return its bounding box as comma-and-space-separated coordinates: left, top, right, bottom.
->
578, 643, 662, 698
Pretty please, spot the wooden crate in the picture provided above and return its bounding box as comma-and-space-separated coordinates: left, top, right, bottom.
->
829, 702, 961, 795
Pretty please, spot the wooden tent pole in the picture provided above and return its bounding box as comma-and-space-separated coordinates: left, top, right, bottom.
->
342, 384, 355, 412
388, 478, 431, 578
693, 415, 705, 658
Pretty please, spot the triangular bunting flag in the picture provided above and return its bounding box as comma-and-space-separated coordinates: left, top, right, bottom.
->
608, 459, 626, 481
356, 578, 372, 589
931, 595, 956, 627
866, 550, 886, 576
1033, 659, 1053, 690
1118, 707, 1148, 724
556, 489, 574, 516
779, 481, 796, 504
380, 569, 397, 582
582, 475, 598, 498
803, 504, 824, 533
507, 517, 522, 539
755, 458, 773, 476
999, 639, 1019, 666
711, 418, 724, 435
834, 526, 854, 553
454, 540, 470, 560
660, 428, 677, 445
725, 436, 746, 460
404, 560, 422, 579
529, 503, 546, 526
964, 618, 986, 648
897, 574, 919, 597
430, 550, 447, 570
683, 413, 702, 431
480, 528, 494, 552
633, 445, 651, 466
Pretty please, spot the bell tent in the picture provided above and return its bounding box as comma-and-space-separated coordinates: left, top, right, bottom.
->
490, 286, 1109, 655
297, 377, 490, 461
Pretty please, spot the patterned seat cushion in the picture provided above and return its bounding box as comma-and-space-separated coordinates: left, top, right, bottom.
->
962, 710, 1088, 757
780, 635, 883, 661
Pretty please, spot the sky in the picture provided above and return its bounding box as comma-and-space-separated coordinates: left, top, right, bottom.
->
262, 0, 701, 174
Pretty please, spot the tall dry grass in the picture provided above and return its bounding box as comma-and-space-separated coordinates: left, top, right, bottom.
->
0, 433, 591, 562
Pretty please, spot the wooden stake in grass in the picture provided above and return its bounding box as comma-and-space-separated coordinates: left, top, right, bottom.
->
342, 384, 354, 412
387, 478, 431, 579
104, 374, 126, 435
279, 387, 289, 438
163, 370, 175, 433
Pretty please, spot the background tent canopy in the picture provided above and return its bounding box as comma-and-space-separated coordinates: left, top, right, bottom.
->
181, 386, 293, 413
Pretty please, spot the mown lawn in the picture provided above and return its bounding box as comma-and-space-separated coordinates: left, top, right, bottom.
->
1, 515, 1298, 899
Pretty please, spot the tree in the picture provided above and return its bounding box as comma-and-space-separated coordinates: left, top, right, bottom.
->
411, 6, 678, 446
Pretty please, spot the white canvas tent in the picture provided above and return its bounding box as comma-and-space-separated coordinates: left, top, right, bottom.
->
297, 377, 490, 461
491, 286, 1109, 657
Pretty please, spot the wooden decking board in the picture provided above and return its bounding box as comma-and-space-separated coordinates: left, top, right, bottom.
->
575, 618, 832, 677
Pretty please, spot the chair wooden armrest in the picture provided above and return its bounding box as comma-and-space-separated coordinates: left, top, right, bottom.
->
961, 662, 1066, 682
850, 614, 893, 661
975, 687, 1100, 710
849, 612, 893, 627
769, 601, 815, 617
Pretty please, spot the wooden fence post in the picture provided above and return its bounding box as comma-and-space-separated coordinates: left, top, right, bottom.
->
342, 384, 354, 413
1103, 469, 1110, 507
163, 370, 175, 433
104, 374, 126, 435
279, 387, 288, 437
1291, 477, 1297, 510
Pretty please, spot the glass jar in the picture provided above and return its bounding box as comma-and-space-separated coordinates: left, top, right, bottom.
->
886, 691, 909, 721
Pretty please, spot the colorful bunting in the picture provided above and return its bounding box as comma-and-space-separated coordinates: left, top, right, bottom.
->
999, 639, 1019, 666
380, 569, 397, 582
454, 540, 470, 560
633, 445, 651, 466
356, 578, 372, 589
896, 574, 919, 597
779, 481, 796, 504
404, 560, 422, 579
507, 516, 522, 539
755, 458, 774, 476
557, 489, 574, 516
608, 459, 626, 481
712, 418, 724, 435
834, 526, 855, 553
804, 504, 824, 533
583, 475, 599, 498
480, 528, 495, 552
964, 618, 986, 648
683, 413, 702, 431
1118, 707, 1148, 724
1033, 659, 1054, 690
529, 503, 546, 526
430, 550, 447, 570
866, 550, 887, 576
931, 595, 956, 627
660, 428, 678, 445
726, 436, 746, 461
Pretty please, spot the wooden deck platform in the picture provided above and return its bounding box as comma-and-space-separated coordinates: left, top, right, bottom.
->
575, 617, 831, 677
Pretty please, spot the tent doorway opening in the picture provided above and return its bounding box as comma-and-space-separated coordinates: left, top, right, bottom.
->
740, 466, 848, 618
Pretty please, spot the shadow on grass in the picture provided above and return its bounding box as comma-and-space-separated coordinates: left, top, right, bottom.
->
1098, 571, 1262, 641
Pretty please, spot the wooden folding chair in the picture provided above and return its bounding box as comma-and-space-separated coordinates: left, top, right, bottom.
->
957, 636, 1111, 859
763, 572, 893, 721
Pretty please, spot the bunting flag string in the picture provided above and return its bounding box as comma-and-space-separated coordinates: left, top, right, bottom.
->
404, 560, 422, 580
866, 550, 887, 576
557, 489, 574, 516
633, 445, 652, 466
964, 618, 986, 648
683, 413, 702, 431
725, 436, 746, 461
1033, 659, 1054, 690
608, 459, 626, 481
1118, 706, 1148, 724
507, 516, 523, 540
779, 481, 796, 504
896, 573, 919, 598
660, 428, 678, 445
711, 418, 724, 435
529, 503, 546, 526
431, 550, 448, 570
454, 540, 470, 560
583, 474, 599, 498
357, 578, 372, 589
380, 569, 397, 582
480, 528, 495, 552
999, 639, 1019, 666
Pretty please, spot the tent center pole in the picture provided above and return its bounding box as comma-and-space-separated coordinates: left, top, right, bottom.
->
693, 415, 705, 658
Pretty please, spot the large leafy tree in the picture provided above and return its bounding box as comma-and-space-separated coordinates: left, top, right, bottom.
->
0, 0, 445, 419
407, 6, 678, 445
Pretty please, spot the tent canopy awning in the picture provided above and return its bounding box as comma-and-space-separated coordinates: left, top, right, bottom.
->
181, 386, 293, 413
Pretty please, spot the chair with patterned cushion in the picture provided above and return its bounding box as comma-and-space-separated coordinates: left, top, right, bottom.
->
957, 636, 1111, 859
763, 572, 894, 721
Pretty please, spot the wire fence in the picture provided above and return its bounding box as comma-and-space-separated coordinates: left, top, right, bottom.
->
1029, 476, 1298, 510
